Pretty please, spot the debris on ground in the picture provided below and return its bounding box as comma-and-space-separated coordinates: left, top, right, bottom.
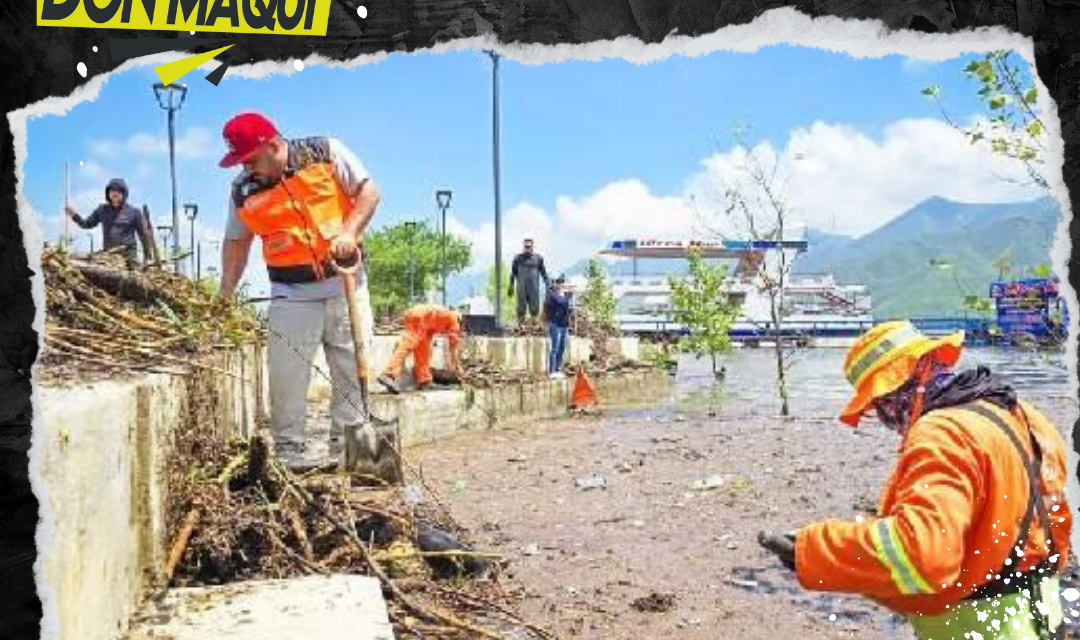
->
459, 361, 547, 388
630, 592, 677, 613
40, 248, 264, 382
508, 320, 546, 338
690, 475, 726, 492
169, 436, 554, 640
573, 474, 607, 491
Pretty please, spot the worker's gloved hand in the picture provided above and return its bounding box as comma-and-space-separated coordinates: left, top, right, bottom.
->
507, 285, 514, 298
758, 530, 798, 571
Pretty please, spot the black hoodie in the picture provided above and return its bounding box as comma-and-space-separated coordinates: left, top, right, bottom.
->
73, 178, 154, 262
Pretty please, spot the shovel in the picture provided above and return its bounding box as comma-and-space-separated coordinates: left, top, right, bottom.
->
333, 251, 403, 484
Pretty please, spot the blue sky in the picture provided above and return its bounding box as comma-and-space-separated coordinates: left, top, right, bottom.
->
21, 45, 1043, 299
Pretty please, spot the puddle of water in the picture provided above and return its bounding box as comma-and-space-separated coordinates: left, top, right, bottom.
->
728, 565, 909, 630
644, 348, 1077, 427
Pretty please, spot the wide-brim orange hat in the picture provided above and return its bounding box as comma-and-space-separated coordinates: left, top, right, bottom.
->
839, 320, 964, 427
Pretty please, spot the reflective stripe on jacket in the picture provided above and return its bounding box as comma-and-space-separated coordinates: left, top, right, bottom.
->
795, 399, 1072, 617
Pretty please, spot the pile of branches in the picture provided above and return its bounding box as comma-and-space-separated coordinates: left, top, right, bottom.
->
570, 313, 626, 371
507, 319, 545, 337
41, 248, 264, 381
169, 436, 554, 640
376, 316, 404, 336
458, 360, 547, 388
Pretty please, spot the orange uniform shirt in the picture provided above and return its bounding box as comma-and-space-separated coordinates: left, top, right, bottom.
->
403, 305, 463, 346
795, 399, 1072, 616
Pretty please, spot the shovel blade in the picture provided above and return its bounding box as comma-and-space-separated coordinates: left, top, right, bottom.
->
342, 418, 403, 485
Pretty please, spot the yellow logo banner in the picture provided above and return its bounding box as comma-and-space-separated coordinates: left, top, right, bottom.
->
37, 0, 333, 36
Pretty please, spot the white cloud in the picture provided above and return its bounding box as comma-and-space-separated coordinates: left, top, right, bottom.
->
901, 58, 938, 74
448, 117, 1047, 272
88, 127, 215, 161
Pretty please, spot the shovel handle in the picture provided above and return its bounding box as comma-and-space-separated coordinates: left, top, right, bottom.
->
333, 252, 370, 413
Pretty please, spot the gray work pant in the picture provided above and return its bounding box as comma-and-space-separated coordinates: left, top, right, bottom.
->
266, 273, 374, 455
516, 279, 541, 322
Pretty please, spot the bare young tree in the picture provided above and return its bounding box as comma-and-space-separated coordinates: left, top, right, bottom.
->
699, 127, 805, 417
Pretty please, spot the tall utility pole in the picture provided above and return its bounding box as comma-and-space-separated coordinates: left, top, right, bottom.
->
62, 162, 70, 250
153, 82, 188, 274
435, 191, 452, 306
404, 221, 418, 303
484, 49, 504, 329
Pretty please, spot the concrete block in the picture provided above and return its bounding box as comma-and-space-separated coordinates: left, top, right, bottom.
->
39, 346, 267, 640
126, 575, 393, 640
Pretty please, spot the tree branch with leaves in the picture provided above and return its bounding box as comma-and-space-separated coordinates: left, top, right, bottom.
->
922, 50, 1047, 189
703, 125, 803, 417
667, 249, 740, 376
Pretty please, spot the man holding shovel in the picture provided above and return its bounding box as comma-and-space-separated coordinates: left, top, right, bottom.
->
216, 112, 379, 469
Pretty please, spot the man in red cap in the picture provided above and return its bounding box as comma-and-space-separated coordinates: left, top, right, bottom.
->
217, 112, 380, 468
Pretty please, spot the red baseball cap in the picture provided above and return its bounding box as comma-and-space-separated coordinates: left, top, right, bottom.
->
219, 112, 280, 168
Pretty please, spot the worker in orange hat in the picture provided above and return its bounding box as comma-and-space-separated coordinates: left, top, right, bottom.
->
378, 304, 465, 394
758, 320, 1072, 640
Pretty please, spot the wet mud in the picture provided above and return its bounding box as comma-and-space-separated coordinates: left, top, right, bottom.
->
407, 349, 1078, 640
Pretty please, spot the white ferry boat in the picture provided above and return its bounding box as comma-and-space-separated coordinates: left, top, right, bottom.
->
573, 237, 874, 347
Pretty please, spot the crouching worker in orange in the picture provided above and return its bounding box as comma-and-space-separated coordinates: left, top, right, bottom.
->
377, 304, 465, 394
759, 320, 1073, 640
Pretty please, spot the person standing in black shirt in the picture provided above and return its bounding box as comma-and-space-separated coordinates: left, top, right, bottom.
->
66, 178, 156, 267
508, 238, 549, 324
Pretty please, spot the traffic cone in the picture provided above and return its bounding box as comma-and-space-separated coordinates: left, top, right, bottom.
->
570, 364, 598, 410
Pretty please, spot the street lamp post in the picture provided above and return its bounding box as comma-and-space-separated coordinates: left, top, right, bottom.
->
435, 190, 452, 307
153, 82, 188, 274
157, 225, 173, 262
184, 203, 198, 279
206, 240, 222, 283
484, 50, 504, 329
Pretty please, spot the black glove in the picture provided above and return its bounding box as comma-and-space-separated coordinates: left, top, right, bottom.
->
507, 285, 515, 298
758, 530, 797, 571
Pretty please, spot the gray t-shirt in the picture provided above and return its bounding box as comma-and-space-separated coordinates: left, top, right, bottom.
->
226, 137, 371, 301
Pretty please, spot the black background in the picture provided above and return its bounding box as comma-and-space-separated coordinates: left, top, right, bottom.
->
2, 0, 1079, 638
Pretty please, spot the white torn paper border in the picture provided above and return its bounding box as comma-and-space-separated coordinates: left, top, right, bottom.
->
9, 7, 1077, 640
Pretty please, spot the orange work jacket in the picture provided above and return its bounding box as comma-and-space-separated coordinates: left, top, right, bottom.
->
233, 137, 357, 283
795, 399, 1072, 616
403, 305, 463, 348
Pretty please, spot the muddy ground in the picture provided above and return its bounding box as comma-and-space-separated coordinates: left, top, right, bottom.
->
409, 402, 910, 639
307, 348, 1077, 640
402, 351, 1078, 640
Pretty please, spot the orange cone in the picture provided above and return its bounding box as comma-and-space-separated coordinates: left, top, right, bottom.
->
570, 365, 598, 410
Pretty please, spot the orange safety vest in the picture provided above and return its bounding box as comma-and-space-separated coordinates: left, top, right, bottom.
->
795, 398, 1072, 616
233, 137, 358, 284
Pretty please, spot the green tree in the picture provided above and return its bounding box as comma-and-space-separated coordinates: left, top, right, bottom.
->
923, 50, 1047, 188
487, 263, 516, 325
578, 259, 616, 331
667, 250, 740, 375
365, 222, 471, 317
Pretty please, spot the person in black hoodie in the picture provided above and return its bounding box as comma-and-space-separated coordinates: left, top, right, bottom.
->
65, 178, 156, 267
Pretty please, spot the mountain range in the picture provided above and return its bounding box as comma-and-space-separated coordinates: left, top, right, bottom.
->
447, 195, 1063, 318
792, 195, 1061, 317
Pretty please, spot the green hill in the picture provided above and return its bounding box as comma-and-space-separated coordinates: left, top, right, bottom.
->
794, 195, 1062, 318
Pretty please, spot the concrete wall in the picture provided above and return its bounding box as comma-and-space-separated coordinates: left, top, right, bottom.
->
374, 368, 670, 449
37, 346, 267, 640
35, 336, 646, 640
